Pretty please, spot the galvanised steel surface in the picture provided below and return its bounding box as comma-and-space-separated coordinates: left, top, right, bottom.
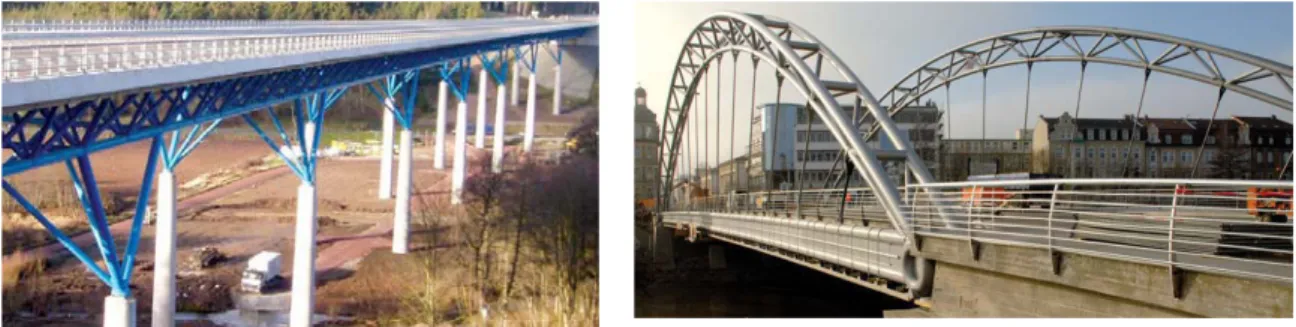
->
653, 12, 931, 236
2, 21, 595, 176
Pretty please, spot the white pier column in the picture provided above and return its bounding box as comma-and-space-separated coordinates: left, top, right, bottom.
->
151, 168, 176, 327
393, 128, 413, 254
104, 295, 136, 327
492, 84, 506, 172
524, 69, 537, 152
511, 63, 520, 106
475, 69, 488, 148
378, 98, 395, 199
434, 81, 448, 170
290, 122, 318, 327
552, 55, 562, 116
452, 100, 468, 205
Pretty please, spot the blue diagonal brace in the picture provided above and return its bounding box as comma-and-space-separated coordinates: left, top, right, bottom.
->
121, 135, 162, 285
2, 181, 116, 287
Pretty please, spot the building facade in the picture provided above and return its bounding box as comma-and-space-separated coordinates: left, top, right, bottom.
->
745, 102, 943, 190
634, 86, 660, 207
1033, 112, 1291, 179
941, 137, 1033, 181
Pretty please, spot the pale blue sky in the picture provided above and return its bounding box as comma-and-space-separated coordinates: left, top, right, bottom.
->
635, 2, 1293, 162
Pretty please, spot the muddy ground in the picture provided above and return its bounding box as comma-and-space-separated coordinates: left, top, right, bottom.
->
2, 108, 583, 326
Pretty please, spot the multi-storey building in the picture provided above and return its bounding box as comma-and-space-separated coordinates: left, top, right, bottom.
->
1033, 113, 1147, 178
634, 86, 660, 207
1232, 115, 1293, 179
941, 136, 1033, 181
745, 102, 943, 190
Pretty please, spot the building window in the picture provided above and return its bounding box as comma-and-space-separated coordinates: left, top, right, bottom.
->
1182, 151, 1192, 163
1098, 148, 1105, 159
1205, 150, 1214, 162
1182, 135, 1192, 145
1163, 135, 1172, 145
1086, 129, 1094, 141
1149, 150, 1157, 165
1074, 148, 1081, 158
1206, 136, 1216, 145
1087, 148, 1094, 159
1268, 152, 1274, 163
1163, 151, 1172, 164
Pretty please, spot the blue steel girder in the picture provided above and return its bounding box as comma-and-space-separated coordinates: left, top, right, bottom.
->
513, 42, 540, 74
542, 40, 564, 65
241, 88, 346, 184
364, 70, 420, 129
0, 134, 162, 296
439, 59, 473, 102
3, 27, 593, 177
479, 48, 511, 84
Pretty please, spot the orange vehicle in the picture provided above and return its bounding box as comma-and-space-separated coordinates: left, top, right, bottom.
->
961, 173, 1059, 208
1247, 188, 1293, 223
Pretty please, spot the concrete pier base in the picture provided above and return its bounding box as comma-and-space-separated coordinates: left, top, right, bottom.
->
393, 129, 412, 254
434, 81, 448, 170
289, 183, 317, 327
104, 295, 136, 327
475, 69, 488, 148
451, 100, 468, 205
151, 169, 176, 327
552, 64, 562, 116
524, 71, 537, 152
491, 84, 506, 172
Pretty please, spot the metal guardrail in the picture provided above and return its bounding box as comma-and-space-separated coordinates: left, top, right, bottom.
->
666, 179, 1293, 282
0, 17, 591, 82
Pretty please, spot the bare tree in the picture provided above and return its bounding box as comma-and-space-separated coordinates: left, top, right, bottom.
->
462, 159, 509, 316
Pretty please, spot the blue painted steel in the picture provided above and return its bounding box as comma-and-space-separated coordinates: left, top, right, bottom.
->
363, 70, 419, 128
480, 49, 511, 84
439, 60, 473, 102
243, 88, 348, 184
120, 135, 162, 285
1, 181, 115, 286
70, 155, 128, 296
543, 42, 563, 65
4, 26, 595, 176
513, 43, 540, 73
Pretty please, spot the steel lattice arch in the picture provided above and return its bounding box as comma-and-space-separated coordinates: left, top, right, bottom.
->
861, 26, 1294, 141
653, 12, 1293, 301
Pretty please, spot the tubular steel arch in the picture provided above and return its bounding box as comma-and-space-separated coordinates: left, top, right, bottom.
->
862, 26, 1294, 139
653, 11, 938, 297
655, 11, 940, 231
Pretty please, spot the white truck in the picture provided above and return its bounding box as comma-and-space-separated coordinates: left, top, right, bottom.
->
240, 251, 284, 294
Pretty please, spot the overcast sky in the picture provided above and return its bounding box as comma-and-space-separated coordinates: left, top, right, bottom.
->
635, 2, 1292, 165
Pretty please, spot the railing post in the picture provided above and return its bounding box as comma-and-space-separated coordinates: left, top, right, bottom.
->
1046, 183, 1061, 275
1168, 183, 1184, 298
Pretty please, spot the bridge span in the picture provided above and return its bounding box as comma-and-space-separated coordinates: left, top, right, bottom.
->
651, 12, 1291, 317
3, 17, 596, 327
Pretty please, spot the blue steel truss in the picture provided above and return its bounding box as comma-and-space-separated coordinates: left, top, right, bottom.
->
3, 27, 593, 176
1, 135, 161, 296
242, 88, 347, 184
480, 48, 511, 85
440, 59, 473, 102
513, 43, 540, 74
364, 70, 420, 130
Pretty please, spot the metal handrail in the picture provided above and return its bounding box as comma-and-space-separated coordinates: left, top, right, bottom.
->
665, 179, 1294, 282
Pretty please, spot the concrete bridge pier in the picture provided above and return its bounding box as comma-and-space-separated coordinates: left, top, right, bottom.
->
475, 69, 488, 148
290, 122, 319, 327
151, 168, 177, 327
378, 98, 395, 199
451, 99, 468, 205
392, 125, 413, 254
652, 223, 675, 269
511, 61, 520, 106
551, 41, 562, 116
104, 295, 136, 327
434, 81, 448, 169
491, 83, 506, 172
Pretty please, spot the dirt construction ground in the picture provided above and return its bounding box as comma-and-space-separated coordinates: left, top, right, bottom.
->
2, 133, 540, 325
